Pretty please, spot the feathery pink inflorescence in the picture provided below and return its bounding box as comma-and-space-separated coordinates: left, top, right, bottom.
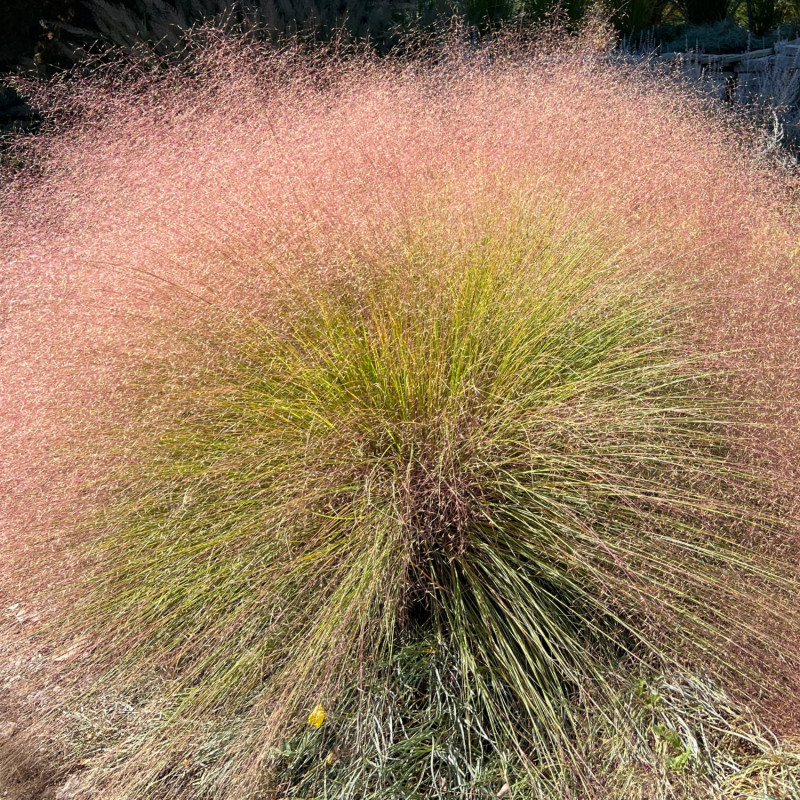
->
1, 26, 799, 739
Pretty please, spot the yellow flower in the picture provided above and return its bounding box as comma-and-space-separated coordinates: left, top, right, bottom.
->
308, 703, 326, 728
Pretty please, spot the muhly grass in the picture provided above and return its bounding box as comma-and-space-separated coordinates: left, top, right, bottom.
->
2, 26, 800, 800
44, 218, 800, 798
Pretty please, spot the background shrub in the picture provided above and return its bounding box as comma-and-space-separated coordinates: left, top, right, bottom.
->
679, 0, 729, 26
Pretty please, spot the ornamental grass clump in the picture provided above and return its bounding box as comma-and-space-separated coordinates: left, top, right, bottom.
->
58, 218, 798, 797
3, 26, 800, 800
